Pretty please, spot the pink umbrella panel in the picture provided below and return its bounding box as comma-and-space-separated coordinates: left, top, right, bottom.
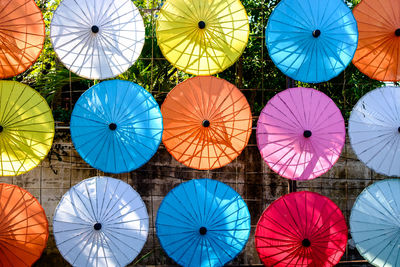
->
256, 87, 345, 180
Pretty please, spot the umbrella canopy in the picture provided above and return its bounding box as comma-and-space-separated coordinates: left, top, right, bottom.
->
161, 76, 252, 170
156, 178, 251, 267
349, 87, 400, 176
0, 183, 49, 266
0, 0, 45, 79
0, 81, 55, 176
266, 0, 358, 83
156, 0, 249, 76
256, 87, 345, 180
70, 80, 163, 173
50, 0, 145, 80
255, 191, 348, 267
352, 0, 400, 81
53, 176, 149, 267
350, 179, 400, 267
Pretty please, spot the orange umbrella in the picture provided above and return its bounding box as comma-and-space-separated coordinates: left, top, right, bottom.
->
352, 0, 400, 81
0, 0, 45, 79
0, 183, 48, 266
162, 76, 252, 170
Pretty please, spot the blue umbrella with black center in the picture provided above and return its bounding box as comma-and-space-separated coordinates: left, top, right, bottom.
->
266, 0, 358, 83
70, 80, 163, 173
156, 178, 251, 267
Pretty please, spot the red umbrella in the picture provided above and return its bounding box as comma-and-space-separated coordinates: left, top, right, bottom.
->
255, 191, 347, 267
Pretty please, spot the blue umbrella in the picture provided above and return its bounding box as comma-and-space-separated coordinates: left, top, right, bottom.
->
156, 179, 251, 267
350, 179, 400, 267
70, 80, 163, 173
266, 0, 358, 83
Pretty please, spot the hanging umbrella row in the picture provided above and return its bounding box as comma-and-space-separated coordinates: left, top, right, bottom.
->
2, 0, 400, 83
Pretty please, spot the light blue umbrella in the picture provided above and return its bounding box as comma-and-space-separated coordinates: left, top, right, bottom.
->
156, 179, 251, 267
70, 80, 163, 173
266, 0, 358, 83
350, 179, 400, 267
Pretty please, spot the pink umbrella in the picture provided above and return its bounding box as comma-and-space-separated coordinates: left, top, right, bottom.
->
256, 87, 345, 180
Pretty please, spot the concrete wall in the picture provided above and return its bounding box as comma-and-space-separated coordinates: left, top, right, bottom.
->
4, 128, 380, 266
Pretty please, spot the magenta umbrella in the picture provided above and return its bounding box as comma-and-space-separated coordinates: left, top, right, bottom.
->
256, 87, 345, 180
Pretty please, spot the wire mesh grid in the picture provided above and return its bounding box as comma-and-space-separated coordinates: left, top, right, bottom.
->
22, 0, 388, 266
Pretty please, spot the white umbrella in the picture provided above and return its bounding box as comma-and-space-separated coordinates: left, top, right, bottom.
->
53, 176, 149, 267
349, 86, 400, 176
50, 0, 145, 80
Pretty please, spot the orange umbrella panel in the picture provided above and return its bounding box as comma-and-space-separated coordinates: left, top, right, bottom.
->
0, 183, 49, 266
0, 0, 45, 79
352, 0, 400, 81
162, 76, 252, 170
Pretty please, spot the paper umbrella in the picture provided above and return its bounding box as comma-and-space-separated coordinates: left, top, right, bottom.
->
349, 87, 400, 176
50, 0, 145, 79
156, 0, 249, 75
256, 87, 345, 180
350, 179, 400, 267
0, 183, 49, 266
156, 178, 251, 267
70, 80, 163, 173
161, 76, 252, 170
0, 81, 55, 176
53, 176, 149, 267
0, 0, 45, 79
353, 0, 400, 81
255, 191, 348, 266
266, 0, 358, 83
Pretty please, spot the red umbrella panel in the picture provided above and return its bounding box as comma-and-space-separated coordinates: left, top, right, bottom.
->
255, 191, 348, 267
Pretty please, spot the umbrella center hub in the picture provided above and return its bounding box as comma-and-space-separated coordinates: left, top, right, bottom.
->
396, 29, 400, 37
109, 123, 117, 131
312, 29, 321, 38
302, 238, 311, 247
94, 223, 102, 231
198, 21, 206, 29
199, 227, 207, 235
303, 130, 312, 138
202, 120, 210, 128
91, 25, 100, 33
0, 126, 3, 133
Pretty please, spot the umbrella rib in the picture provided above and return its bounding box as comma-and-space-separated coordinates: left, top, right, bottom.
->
109, 84, 127, 124
207, 128, 235, 167
101, 194, 140, 223
0, 83, 25, 124
357, 38, 395, 77
207, 196, 242, 226
171, 127, 204, 164
273, 3, 311, 31
365, 188, 400, 224
363, 1, 396, 28
100, 183, 129, 222
98, 7, 135, 29
0, 0, 32, 21
168, 233, 199, 264
0, 241, 29, 266
69, 231, 96, 265
71, 187, 97, 223
95, 0, 116, 26
68, 0, 92, 27
98, 180, 121, 223
100, 231, 136, 263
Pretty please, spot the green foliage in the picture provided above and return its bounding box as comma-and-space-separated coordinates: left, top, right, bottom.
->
21, 0, 385, 122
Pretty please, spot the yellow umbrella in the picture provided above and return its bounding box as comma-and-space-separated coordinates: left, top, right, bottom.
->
156, 0, 249, 75
0, 81, 54, 176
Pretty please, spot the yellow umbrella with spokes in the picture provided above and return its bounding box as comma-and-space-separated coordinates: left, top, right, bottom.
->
0, 81, 54, 176
156, 0, 249, 75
